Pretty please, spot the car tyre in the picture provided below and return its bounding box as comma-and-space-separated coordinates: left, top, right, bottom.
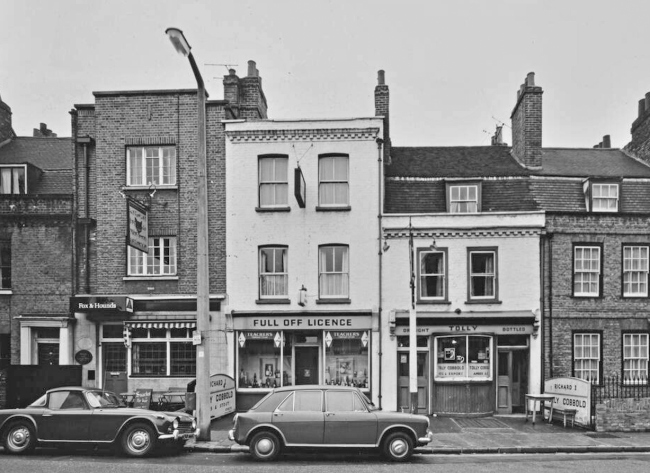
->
382, 431, 414, 462
120, 422, 156, 457
249, 430, 281, 461
2, 421, 36, 455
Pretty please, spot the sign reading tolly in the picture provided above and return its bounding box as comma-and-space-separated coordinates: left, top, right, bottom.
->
395, 324, 532, 336
127, 198, 148, 253
209, 374, 235, 420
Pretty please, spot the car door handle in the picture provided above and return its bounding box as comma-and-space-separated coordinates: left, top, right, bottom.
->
325, 412, 335, 417
43, 413, 53, 417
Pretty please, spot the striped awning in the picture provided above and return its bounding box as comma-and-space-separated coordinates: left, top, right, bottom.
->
126, 321, 196, 329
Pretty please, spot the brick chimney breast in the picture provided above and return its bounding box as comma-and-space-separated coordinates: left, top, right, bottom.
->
625, 91, 650, 164
374, 70, 391, 163
0, 95, 15, 143
510, 72, 543, 169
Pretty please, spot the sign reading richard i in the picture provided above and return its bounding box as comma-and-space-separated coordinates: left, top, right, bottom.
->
128, 199, 148, 253
544, 377, 591, 427
209, 374, 236, 420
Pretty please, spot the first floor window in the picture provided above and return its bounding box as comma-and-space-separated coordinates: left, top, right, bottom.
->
623, 246, 649, 297
319, 155, 349, 207
419, 250, 445, 300
0, 240, 10, 289
574, 245, 601, 296
319, 245, 349, 298
259, 156, 288, 208
623, 333, 649, 383
574, 333, 600, 384
130, 325, 195, 377
259, 247, 288, 298
127, 146, 176, 186
469, 249, 496, 300
128, 237, 177, 276
434, 335, 492, 381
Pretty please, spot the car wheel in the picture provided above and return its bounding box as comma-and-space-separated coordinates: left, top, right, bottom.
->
2, 421, 36, 455
382, 431, 414, 462
120, 423, 156, 457
249, 430, 281, 461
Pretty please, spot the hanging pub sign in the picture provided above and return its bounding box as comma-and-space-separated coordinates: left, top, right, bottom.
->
127, 198, 148, 253
294, 167, 306, 208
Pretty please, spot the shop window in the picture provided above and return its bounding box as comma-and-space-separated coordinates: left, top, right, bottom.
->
258, 155, 289, 209
128, 237, 177, 276
623, 333, 649, 383
238, 332, 288, 388
130, 326, 195, 377
0, 239, 11, 289
126, 146, 176, 186
434, 335, 492, 381
325, 331, 369, 388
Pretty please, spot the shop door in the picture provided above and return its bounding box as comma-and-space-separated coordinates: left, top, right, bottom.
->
497, 350, 527, 414
38, 343, 59, 365
295, 346, 319, 385
102, 342, 127, 394
397, 352, 428, 414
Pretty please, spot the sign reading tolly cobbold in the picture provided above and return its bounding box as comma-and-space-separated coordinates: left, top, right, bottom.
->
209, 374, 235, 420
544, 377, 591, 427
127, 199, 148, 253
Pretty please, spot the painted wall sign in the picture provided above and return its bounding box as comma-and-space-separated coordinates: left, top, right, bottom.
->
74, 349, 93, 365
544, 377, 591, 427
127, 199, 148, 253
210, 374, 236, 420
395, 324, 532, 336
234, 314, 371, 330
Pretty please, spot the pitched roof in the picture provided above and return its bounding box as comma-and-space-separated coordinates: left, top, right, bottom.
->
0, 137, 72, 170
534, 148, 650, 178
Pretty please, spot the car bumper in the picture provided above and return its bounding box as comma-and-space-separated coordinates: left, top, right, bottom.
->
159, 428, 200, 441
228, 429, 235, 441
417, 429, 433, 446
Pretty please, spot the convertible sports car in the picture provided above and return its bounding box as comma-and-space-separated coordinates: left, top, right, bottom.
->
228, 385, 433, 462
0, 386, 198, 457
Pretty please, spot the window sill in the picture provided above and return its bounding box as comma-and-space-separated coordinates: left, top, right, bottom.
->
256, 206, 291, 212
0, 289, 12, 295
316, 298, 351, 304
571, 295, 601, 299
464, 299, 502, 305
256, 299, 291, 304
417, 300, 451, 305
122, 185, 178, 191
315, 206, 351, 212
123, 276, 179, 281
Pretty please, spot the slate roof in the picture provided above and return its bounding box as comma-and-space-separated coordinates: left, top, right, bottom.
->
0, 137, 72, 194
384, 145, 650, 214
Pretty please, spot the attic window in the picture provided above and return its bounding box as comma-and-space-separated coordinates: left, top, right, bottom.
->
584, 180, 619, 212
446, 181, 481, 213
0, 166, 26, 194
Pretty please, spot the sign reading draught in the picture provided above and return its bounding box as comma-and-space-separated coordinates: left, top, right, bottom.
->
127, 199, 148, 253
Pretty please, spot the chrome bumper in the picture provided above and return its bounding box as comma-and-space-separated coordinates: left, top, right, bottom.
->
228, 429, 235, 441
418, 430, 433, 445
159, 428, 200, 441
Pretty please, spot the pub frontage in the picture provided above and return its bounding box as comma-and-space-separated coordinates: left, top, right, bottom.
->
231, 311, 375, 410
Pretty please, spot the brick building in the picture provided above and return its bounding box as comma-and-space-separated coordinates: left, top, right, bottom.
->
0, 93, 74, 406
70, 62, 268, 395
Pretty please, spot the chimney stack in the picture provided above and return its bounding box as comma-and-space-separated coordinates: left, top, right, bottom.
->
33, 122, 57, 138
375, 70, 391, 163
224, 60, 268, 120
0, 93, 15, 144
510, 72, 543, 169
625, 90, 650, 163
491, 125, 507, 146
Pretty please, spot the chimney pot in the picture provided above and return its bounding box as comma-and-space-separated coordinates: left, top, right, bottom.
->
247, 60, 257, 77
638, 99, 646, 118
229, 68, 236, 76
377, 70, 385, 85
603, 135, 611, 148
526, 72, 535, 87
645, 92, 650, 113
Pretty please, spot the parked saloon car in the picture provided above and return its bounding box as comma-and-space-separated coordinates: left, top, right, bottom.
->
229, 385, 433, 462
0, 386, 198, 457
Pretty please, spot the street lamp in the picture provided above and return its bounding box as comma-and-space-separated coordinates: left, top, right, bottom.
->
165, 27, 211, 441
408, 218, 418, 414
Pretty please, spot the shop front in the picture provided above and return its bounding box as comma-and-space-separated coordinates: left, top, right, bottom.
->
394, 311, 537, 416
232, 311, 373, 410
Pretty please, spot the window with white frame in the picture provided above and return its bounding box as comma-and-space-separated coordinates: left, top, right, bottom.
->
449, 184, 478, 213
591, 183, 619, 212
623, 333, 649, 383
573, 333, 600, 384
128, 237, 177, 276
126, 146, 176, 186
319, 245, 349, 298
258, 156, 288, 208
0, 240, 10, 289
468, 249, 497, 300
130, 325, 196, 377
0, 166, 26, 194
318, 155, 349, 207
419, 250, 446, 300
623, 245, 649, 297
574, 245, 601, 296
259, 246, 288, 298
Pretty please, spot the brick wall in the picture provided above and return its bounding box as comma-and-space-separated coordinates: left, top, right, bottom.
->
510, 73, 543, 169
596, 398, 650, 432
0, 98, 14, 143
625, 92, 650, 164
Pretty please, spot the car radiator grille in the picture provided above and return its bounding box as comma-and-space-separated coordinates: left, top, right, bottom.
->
176, 421, 195, 434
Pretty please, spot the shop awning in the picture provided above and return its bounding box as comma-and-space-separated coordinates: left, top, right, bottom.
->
125, 321, 196, 329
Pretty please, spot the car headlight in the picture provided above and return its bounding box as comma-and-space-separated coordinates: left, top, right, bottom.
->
173, 418, 179, 429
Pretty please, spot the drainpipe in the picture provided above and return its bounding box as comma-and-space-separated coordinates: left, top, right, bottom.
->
376, 137, 384, 409
548, 232, 554, 378
76, 135, 93, 294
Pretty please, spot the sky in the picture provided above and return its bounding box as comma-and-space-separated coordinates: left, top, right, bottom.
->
2, 0, 650, 149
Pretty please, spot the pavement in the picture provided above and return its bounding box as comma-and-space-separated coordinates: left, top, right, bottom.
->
184, 413, 650, 455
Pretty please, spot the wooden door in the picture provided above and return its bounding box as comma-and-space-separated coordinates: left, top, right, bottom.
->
397, 352, 428, 414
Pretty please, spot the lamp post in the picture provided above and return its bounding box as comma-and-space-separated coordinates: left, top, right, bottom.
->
165, 27, 211, 441
408, 218, 418, 414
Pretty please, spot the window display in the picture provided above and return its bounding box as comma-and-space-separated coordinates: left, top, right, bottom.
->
435, 335, 492, 381
237, 332, 285, 388
325, 331, 369, 388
